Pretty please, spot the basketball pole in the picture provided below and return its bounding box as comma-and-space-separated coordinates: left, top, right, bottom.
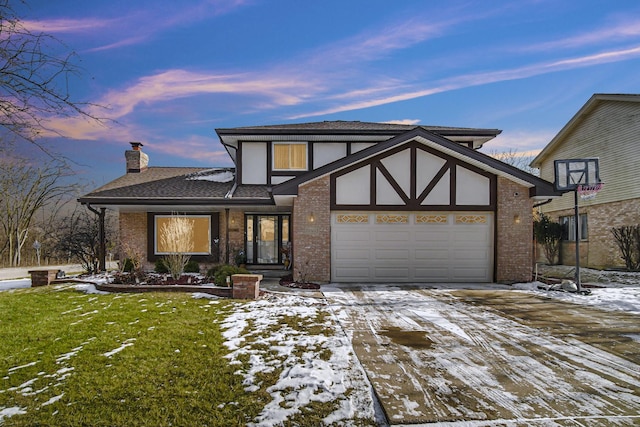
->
574, 190, 581, 292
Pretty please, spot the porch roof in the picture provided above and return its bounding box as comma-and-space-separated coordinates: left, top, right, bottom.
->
78, 167, 273, 207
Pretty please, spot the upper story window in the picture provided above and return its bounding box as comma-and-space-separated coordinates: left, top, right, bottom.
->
273, 142, 307, 171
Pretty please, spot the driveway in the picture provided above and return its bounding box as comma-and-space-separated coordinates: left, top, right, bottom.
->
323, 284, 640, 425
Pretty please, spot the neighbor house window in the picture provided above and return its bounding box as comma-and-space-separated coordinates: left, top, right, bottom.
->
273, 143, 307, 170
560, 214, 588, 241
154, 215, 211, 255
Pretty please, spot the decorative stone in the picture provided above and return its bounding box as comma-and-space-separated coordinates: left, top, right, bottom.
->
29, 270, 60, 287
231, 274, 263, 299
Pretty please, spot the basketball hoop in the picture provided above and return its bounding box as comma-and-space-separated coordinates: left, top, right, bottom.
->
577, 183, 603, 200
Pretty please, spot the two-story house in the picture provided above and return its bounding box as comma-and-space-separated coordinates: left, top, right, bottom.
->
531, 93, 640, 269
79, 121, 556, 283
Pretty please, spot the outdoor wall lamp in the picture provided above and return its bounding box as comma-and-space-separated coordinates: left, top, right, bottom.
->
514, 214, 521, 224
308, 212, 315, 223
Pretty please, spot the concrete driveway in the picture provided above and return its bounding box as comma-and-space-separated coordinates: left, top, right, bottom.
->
323, 284, 640, 426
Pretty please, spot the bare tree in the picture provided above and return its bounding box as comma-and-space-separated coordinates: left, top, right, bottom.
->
0, 0, 102, 149
0, 156, 76, 266
159, 215, 194, 279
489, 149, 539, 176
54, 205, 116, 274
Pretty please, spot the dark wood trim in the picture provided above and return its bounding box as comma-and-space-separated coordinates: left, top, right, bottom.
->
237, 142, 243, 184
375, 161, 409, 204
146, 212, 220, 264
416, 161, 451, 204
330, 140, 497, 211
307, 141, 314, 172
266, 141, 272, 185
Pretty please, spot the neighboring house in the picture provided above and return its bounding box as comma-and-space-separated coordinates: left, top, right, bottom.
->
79, 121, 557, 283
531, 93, 640, 269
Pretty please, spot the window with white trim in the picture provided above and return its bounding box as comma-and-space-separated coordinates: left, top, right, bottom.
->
273, 143, 307, 170
560, 213, 588, 241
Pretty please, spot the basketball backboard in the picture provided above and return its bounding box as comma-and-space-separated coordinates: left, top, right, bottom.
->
553, 158, 601, 191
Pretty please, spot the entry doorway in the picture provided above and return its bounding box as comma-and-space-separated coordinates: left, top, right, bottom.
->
245, 214, 290, 265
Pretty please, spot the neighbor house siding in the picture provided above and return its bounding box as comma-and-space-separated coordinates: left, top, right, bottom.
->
292, 175, 331, 283
495, 177, 533, 283
545, 197, 640, 269
539, 101, 640, 213
535, 99, 640, 269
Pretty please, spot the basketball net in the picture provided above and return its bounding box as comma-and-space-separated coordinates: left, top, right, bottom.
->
577, 183, 603, 200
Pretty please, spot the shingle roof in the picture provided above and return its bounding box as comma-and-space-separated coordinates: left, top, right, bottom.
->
217, 120, 500, 136
78, 167, 272, 206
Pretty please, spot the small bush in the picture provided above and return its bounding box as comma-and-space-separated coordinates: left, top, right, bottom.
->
184, 260, 200, 273
155, 259, 169, 273
612, 225, 640, 271
212, 264, 249, 286
123, 258, 134, 273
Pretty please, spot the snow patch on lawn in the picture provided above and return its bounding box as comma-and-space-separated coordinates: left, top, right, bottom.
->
221, 293, 378, 426
103, 338, 136, 358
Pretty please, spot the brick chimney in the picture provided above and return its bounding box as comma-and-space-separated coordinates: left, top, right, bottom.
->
125, 142, 149, 173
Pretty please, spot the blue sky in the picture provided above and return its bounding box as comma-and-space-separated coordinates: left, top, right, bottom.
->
17, 0, 640, 186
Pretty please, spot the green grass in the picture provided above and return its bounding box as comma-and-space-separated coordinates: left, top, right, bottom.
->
0, 286, 266, 426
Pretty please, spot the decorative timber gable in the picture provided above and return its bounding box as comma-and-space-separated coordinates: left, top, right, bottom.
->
330, 140, 496, 211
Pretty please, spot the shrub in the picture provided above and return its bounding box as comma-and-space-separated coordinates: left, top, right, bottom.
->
211, 264, 249, 286
122, 258, 135, 273
534, 213, 563, 265
611, 225, 640, 271
184, 260, 200, 273
155, 259, 169, 274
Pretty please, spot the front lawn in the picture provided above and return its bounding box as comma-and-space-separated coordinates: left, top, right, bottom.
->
0, 285, 376, 426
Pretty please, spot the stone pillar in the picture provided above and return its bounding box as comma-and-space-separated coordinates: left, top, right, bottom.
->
29, 270, 59, 287
231, 274, 262, 299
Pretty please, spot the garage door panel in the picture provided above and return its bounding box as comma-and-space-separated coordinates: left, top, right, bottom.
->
335, 248, 371, 260
414, 230, 449, 242
374, 267, 410, 279
414, 249, 449, 261
374, 230, 411, 241
332, 212, 493, 282
334, 266, 371, 278
414, 267, 449, 280
375, 248, 410, 260
334, 230, 371, 243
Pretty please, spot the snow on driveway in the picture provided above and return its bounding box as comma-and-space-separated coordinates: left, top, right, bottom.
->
324, 284, 640, 426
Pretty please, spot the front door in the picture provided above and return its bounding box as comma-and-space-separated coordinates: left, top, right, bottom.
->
245, 214, 290, 265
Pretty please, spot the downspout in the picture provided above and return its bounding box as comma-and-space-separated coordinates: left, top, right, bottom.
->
225, 208, 230, 264
86, 204, 106, 272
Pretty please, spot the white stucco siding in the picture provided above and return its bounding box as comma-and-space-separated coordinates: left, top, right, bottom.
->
313, 143, 347, 169
241, 142, 267, 185
336, 166, 370, 205
456, 166, 491, 205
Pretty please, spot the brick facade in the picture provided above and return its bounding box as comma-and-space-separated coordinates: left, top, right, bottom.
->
545, 197, 640, 269
292, 176, 331, 283
119, 212, 150, 269
495, 177, 534, 283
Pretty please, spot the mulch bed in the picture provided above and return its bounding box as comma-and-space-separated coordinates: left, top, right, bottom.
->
279, 274, 321, 290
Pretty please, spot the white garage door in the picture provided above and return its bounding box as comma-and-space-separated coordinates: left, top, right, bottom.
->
331, 212, 493, 282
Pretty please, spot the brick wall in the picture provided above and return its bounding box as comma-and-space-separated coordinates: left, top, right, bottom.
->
495, 177, 534, 283
292, 176, 331, 283
218, 209, 245, 265
545, 197, 640, 269
119, 212, 149, 269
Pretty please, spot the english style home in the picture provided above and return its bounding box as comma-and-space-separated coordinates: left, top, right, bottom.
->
79, 121, 557, 283
531, 93, 640, 269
